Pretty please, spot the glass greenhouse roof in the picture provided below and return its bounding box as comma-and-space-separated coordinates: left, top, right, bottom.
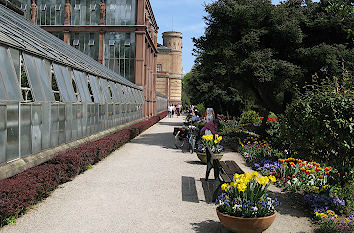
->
0, 4, 140, 90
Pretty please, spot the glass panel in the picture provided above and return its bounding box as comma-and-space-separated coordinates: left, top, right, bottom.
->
71, 104, 78, 140
41, 102, 51, 150
99, 78, 112, 102
116, 83, 125, 102
6, 104, 19, 161
88, 75, 103, 103
73, 70, 87, 102
81, 104, 87, 136
106, 0, 136, 25
34, 57, 55, 101
76, 104, 83, 138
79, 72, 92, 103
23, 53, 45, 101
53, 64, 70, 102
104, 32, 135, 82
0, 105, 6, 163
36, 0, 65, 25
31, 104, 42, 154
109, 81, 119, 102
20, 104, 31, 157
59, 104, 66, 144
0, 73, 7, 100
0, 46, 22, 101
9, 47, 20, 81
50, 104, 59, 147
122, 85, 129, 103
61, 66, 77, 102
70, 32, 99, 61
130, 88, 137, 104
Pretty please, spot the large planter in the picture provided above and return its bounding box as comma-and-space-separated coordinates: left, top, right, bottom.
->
196, 152, 223, 164
216, 208, 277, 233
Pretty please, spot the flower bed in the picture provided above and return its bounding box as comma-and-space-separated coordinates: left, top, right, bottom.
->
0, 111, 167, 227
236, 136, 353, 229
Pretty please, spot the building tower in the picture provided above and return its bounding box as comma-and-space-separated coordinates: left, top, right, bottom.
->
156, 31, 183, 105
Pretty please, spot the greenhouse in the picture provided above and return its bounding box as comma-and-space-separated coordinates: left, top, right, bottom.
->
0, 4, 167, 165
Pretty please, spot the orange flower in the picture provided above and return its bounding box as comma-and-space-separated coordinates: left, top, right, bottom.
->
326, 172, 329, 175
301, 167, 306, 171
325, 167, 332, 171
307, 164, 313, 169
319, 175, 323, 179
315, 167, 321, 172
306, 170, 311, 174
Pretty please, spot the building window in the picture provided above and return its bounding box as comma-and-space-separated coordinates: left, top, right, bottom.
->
156, 64, 162, 72
104, 32, 136, 83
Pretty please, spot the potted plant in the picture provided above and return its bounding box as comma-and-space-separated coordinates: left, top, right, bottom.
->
216, 172, 279, 233
196, 134, 224, 164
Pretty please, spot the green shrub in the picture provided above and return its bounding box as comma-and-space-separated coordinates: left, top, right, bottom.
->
239, 110, 262, 125
195, 103, 206, 116
279, 83, 353, 182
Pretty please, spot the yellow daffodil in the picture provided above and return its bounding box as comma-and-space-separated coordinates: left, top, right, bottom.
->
221, 183, 229, 191
251, 171, 260, 178
257, 176, 269, 186
237, 183, 247, 192
268, 175, 276, 184
244, 172, 252, 180
233, 173, 241, 180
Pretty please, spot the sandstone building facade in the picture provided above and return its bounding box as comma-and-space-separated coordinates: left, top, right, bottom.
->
156, 31, 183, 105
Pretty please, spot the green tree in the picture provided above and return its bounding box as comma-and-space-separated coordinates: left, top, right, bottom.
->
185, 0, 353, 117
181, 72, 191, 106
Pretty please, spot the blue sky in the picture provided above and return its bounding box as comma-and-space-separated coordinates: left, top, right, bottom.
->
150, 0, 317, 74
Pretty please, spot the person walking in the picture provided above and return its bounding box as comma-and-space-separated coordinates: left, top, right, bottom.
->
176, 104, 180, 117
168, 104, 174, 118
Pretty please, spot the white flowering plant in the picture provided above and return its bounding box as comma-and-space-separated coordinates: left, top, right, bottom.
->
216, 172, 280, 218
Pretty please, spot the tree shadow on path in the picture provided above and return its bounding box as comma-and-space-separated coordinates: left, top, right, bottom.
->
130, 132, 176, 149
158, 121, 184, 127
268, 191, 312, 218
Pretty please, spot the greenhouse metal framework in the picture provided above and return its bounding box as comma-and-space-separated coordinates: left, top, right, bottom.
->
0, 4, 168, 165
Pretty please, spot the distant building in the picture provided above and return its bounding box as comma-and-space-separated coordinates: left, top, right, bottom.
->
156, 31, 183, 105
17, 0, 160, 117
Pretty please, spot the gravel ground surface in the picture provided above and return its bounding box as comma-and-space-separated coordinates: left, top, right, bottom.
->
1, 116, 315, 233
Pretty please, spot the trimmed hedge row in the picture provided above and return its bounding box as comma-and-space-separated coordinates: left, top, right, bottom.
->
0, 111, 167, 227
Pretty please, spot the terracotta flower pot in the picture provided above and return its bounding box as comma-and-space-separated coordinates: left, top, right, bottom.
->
196, 152, 223, 164
216, 208, 277, 233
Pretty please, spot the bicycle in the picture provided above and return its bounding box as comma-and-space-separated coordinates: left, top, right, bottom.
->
187, 125, 200, 154
174, 126, 189, 149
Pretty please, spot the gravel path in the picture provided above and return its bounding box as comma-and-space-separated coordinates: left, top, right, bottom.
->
1, 116, 315, 233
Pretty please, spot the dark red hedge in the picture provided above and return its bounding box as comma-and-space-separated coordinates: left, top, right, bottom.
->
0, 111, 167, 226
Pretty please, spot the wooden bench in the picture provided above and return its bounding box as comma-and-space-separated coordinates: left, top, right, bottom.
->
204, 145, 244, 202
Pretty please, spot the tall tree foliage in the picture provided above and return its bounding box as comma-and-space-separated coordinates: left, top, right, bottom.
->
185, 0, 353, 116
